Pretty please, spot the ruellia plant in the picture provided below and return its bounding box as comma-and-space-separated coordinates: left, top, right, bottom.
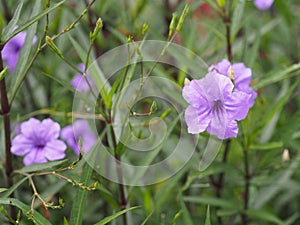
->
1, 0, 300, 225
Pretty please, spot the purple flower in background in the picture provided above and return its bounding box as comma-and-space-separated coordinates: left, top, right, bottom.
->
210, 59, 257, 107
11, 118, 67, 166
254, 0, 274, 10
61, 120, 97, 155
183, 72, 251, 139
71, 63, 95, 92
1, 28, 37, 71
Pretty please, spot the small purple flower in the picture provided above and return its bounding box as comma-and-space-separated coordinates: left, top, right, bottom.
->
61, 120, 97, 155
71, 63, 95, 92
210, 59, 257, 107
254, 0, 274, 10
183, 71, 251, 139
1, 28, 37, 71
11, 118, 67, 166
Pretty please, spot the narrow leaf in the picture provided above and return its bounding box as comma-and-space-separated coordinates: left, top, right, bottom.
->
69, 163, 94, 225
2, 0, 65, 43
94, 206, 140, 225
1, 2, 23, 42
205, 206, 211, 225
0, 198, 52, 225
20, 159, 69, 173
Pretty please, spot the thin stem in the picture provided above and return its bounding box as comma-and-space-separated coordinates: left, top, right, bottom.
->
0, 47, 16, 221
108, 111, 127, 225
242, 149, 250, 225
222, 8, 233, 62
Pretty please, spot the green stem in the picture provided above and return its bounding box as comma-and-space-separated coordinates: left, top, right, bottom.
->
109, 112, 127, 225
242, 148, 250, 225
0, 46, 16, 221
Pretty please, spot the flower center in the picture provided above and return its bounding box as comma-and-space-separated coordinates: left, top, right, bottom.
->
212, 99, 224, 119
35, 139, 46, 149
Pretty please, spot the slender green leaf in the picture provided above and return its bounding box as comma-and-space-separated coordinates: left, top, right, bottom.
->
231, 0, 245, 39
20, 159, 69, 173
0, 177, 28, 198
205, 206, 211, 225
0, 198, 52, 225
184, 196, 238, 209
249, 141, 283, 151
64, 217, 70, 225
246, 209, 284, 225
9, 0, 41, 105
254, 63, 300, 89
172, 210, 182, 225
2, 0, 65, 43
69, 163, 94, 225
94, 206, 140, 225
1, 2, 23, 43
179, 191, 194, 225
140, 211, 154, 225
0, 188, 7, 193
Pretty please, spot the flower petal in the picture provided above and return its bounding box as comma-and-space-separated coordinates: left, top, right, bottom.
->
185, 105, 211, 134
11, 134, 33, 156
23, 148, 47, 166
224, 90, 251, 121
44, 140, 66, 161
40, 118, 61, 140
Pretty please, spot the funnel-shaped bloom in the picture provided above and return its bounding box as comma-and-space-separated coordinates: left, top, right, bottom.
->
11, 118, 67, 166
211, 59, 257, 107
183, 71, 251, 139
254, 0, 274, 10
1, 28, 37, 71
61, 120, 97, 155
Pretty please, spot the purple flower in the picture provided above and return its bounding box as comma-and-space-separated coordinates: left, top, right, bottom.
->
11, 118, 67, 166
1, 28, 37, 71
61, 120, 97, 155
210, 59, 257, 107
71, 63, 95, 92
254, 0, 274, 10
182, 71, 251, 139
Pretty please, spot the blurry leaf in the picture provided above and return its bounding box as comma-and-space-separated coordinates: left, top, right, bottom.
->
0, 177, 28, 198
172, 210, 182, 225
2, 0, 65, 43
254, 63, 300, 89
96, 184, 119, 209
0, 2, 23, 43
216, 0, 225, 8
230, 0, 245, 39
179, 191, 194, 225
246, 209, 284, 225
70, 163, 94, 225
249, 141, 283, 151
0, 198, 52, 225
64, 217, 70, 225
184, 196, 239, 210
140, 211, 154, 225
0, 188, 7, 193
9, 0, 41, 104
150, 101, 157, 113
205, 206, 211, 225
94, 206, 140, 225
20, 159, 69, 173
283, 213, 299, 225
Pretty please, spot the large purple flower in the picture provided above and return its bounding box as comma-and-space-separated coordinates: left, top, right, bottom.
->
183, 71, 251, 139
254, 0, 274, 10
210, 59, 257, 107
1, 28, 37, 71
11, 118, 67, 166
71, 63, 95, 92
61, 120, 97, 155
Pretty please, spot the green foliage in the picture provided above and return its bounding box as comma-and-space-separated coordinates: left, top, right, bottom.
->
1, 0, 300, 225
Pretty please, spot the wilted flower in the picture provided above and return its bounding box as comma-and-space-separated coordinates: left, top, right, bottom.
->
210, 59, 257, 107
254, 0, 274, 10
182, 71, 251, 139
61, 120, 97, 155
71, 63, 95, 92
11, 118, 67, 166
1, 28, 37, 71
